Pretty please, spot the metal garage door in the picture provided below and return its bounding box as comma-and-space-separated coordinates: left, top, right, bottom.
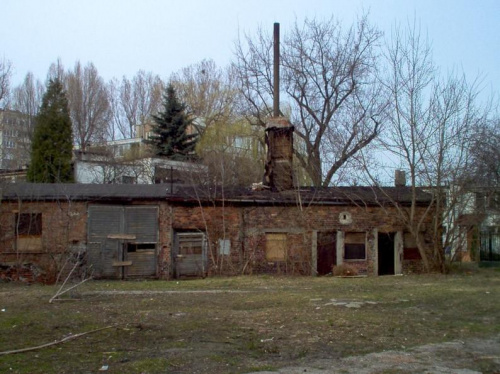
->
174, 232, 207, 278
87, 205, 158, 279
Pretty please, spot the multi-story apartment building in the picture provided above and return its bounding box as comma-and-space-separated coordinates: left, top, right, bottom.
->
0, 109, 32, 170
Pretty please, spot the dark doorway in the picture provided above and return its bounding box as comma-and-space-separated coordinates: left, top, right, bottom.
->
317, 231, 336, 275
378, 232, 395, 275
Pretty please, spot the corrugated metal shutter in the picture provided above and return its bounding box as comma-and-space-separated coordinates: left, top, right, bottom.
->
124, 207, 158, 242
127, 248, 156, 277
125, 206, 158, 277
88, 206, 123, 278
87, 205, 158, 279
88, 206, 123, 242
87, 242, 102, 277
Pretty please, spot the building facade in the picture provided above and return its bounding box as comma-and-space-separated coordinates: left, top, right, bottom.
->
444, 185, 500, 262
0, 183, 434, 283
0, 109, 32, 170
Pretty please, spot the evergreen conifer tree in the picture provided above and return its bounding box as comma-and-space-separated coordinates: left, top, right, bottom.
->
148, 84, 198, 160
27, 79, 74, 183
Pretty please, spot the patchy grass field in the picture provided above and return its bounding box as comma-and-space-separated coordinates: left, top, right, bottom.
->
0, 266, 499, 373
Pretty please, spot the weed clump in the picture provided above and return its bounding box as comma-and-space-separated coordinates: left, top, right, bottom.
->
333, 264, 358, 277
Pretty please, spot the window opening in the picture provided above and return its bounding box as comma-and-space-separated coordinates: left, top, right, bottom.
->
344, 232, 366, 260
16, 213, 42, 236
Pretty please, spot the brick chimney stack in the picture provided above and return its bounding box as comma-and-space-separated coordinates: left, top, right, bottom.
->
395, 170, 406, 187
264, 118, 294, 191
262, 23, 295, 192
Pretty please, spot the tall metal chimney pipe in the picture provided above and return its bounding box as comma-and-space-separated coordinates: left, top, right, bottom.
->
273, 22, 280, 117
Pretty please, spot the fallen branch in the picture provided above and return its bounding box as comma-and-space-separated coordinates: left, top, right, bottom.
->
49, 253, 93, 303
49, 277, 92, 303
54, 254, 81, 295
0, 324, 119, 356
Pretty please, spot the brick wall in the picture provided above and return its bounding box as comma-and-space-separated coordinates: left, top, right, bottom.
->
0, 197, 436, 281
0, 200, 88, 283
167, 202, 435, 277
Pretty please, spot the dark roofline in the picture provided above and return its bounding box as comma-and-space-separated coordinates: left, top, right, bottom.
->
0, 183, 433, 207
0, 183, 170, 202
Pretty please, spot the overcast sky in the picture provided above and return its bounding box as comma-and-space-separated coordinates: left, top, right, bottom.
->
2, 0, 499, 98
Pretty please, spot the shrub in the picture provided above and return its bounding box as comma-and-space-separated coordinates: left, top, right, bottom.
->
332, 264, 358, 277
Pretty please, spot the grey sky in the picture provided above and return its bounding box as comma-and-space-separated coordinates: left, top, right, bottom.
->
2, 0, 499, 98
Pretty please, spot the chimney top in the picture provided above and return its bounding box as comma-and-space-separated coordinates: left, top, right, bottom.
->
266, 117, 293, 131
395, 170, 406, 187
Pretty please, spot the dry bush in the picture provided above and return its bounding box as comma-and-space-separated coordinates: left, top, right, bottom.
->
332, 264, 358, 277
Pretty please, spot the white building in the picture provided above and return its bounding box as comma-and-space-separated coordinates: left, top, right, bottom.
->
444, 185, 500, 262
74, 154, 206, 185
73, 124, 206, 185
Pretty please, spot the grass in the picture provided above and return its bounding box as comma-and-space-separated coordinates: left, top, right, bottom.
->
0, 268, 499, 373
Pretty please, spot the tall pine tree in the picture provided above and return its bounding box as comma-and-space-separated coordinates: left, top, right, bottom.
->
148, 84, 198, 160
27, 79, 74, 183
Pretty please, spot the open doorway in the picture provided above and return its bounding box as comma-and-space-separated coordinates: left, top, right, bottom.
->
378, 232, 395, 275
317, 231, 336, 275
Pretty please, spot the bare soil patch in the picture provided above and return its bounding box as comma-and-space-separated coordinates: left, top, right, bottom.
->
250, 334, 500, 373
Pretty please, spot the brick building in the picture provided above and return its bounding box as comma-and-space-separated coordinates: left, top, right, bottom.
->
0, 182, 434, 282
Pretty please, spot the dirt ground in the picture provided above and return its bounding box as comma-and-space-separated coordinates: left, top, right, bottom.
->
1, 269, 499, 373
249, 334, 500, 373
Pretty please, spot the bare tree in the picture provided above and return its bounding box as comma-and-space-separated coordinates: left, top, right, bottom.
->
467, 116, 500, 187
47, 58, 65, 83
66, 61, 111, 150
11, 72, 45, 130
170, 59, 238, 135
362, 22, 488, 271
234, 15, 385, 186
6, 73, 45, 167
0, 58, 12, 106
106, 78, 122, 141
108, 70, 164, 140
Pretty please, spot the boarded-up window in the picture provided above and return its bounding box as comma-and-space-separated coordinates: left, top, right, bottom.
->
404, 232, 421, 260
344, 232, 366, 260
15, 213, 42, 252
16, 213, 42, 236
266, 233, 287, 261
219, 239, 230, 255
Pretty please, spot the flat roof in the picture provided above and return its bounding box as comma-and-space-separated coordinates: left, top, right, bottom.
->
0, 183, 433, 206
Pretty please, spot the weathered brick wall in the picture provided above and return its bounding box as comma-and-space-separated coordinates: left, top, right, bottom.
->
157, 202, 172, 280
0, 200, 88, 283
170, 204, 244, 276
403, 259, 427, 274
0, 197, 436, 281
0, 200, 176, 282
167, 203, 435, 277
